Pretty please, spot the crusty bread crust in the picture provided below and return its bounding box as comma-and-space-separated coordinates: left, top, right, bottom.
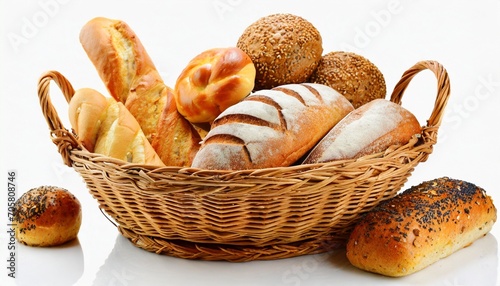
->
346, 177, 497, 277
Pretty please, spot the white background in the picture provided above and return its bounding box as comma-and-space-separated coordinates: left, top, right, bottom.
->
1, 0, 500, 285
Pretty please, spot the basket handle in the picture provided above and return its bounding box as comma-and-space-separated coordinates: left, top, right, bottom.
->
390, 60, 451, 128
37, 70, 80, 166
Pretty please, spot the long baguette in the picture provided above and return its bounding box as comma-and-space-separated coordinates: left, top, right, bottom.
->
79, 17, 201, 166
79, 17, 166, 142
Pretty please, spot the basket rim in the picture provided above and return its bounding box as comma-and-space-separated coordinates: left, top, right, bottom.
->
37, 60, 450, 174
65, 130, 429, 176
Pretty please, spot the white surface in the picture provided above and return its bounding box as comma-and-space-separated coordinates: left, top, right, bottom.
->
1, 0, 499, 285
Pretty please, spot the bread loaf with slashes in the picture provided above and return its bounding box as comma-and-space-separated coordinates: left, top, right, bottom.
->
191, 83, 354, 170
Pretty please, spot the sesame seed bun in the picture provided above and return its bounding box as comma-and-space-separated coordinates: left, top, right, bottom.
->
310, 51, 386, 108
237, 13, 323, 90
13, 186, 82, 247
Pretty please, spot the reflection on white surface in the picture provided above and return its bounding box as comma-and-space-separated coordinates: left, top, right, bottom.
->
16, 239, 84, 286
92, 233, 497, 286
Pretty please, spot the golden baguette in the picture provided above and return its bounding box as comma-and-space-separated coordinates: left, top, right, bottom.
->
79, 17, 202, 166
79, 16, 167, 142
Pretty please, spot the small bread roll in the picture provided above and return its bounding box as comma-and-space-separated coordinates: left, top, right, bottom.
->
346, 177, 497, 277
175, 47, 256, 123
13, 186, 82, 247
237, 13, 323, 90
310, 51, 386, 108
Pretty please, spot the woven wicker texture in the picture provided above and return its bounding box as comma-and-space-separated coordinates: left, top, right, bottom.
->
37, 60, 450, 261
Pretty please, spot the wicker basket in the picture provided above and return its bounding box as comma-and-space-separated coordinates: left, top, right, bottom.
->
37, 60, 450, 262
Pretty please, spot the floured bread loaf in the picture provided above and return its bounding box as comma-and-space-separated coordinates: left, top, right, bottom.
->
303, 99, 421, 163
191, 83, 354, 170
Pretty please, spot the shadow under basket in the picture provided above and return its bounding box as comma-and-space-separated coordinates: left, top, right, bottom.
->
37, 60, 450, 262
